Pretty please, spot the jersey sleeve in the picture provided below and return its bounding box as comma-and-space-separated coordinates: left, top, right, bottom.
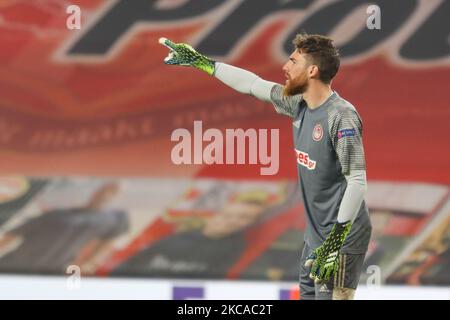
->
270, 84, 302, 118
329, 109, 366, 175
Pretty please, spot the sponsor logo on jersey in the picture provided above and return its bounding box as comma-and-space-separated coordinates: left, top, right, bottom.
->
312, 124, 323, 141
295, 149, 316, 170
337, 128, 356, 140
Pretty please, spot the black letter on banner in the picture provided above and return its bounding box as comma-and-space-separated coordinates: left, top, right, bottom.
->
400, 0, 450, 60
283, 0, 417, 58
68, 0, 226, 55
197, 0, 314, 56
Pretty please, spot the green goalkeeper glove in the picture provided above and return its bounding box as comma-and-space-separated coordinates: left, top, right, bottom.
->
158, 37, 216, 76
305, 221, 352, 284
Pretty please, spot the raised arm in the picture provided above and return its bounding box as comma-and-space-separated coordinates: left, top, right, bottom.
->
159, 37, 302, 118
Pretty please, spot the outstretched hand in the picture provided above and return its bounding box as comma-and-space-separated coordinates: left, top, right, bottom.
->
158, 37, 216, 75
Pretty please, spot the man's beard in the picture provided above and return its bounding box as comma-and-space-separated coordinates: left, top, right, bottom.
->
283, 75, 308, 96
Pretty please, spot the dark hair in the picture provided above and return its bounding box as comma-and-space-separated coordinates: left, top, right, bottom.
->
293, 33, 340, 84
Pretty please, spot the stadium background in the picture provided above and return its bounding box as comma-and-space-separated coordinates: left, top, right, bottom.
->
0, 0, 448, 299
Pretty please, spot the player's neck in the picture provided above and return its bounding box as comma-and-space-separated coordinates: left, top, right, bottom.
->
303, 82, 333, 110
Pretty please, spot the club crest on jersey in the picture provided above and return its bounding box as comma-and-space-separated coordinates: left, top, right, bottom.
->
295, 149, 316, 170
312, 124, 323, 141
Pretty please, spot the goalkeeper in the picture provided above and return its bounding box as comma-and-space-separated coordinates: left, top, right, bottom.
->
159, 34, 372, 300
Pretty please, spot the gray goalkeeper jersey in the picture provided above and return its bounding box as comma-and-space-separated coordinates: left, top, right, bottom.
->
271, 85, 371, 254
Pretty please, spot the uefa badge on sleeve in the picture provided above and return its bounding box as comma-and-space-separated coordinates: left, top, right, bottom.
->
312, 124, 323, 142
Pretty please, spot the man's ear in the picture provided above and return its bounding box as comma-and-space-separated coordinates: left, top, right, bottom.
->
309, 65, 319, 79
